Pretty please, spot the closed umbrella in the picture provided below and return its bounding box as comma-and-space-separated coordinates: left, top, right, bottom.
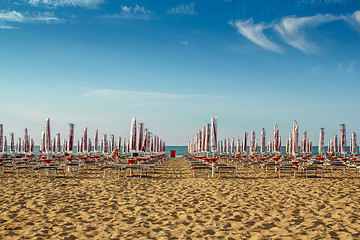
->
319, 128, 325, 155
292, 121, 299, 156
129, 117, 137, 152
339, 124, 347, 155
68, 123, 75, 153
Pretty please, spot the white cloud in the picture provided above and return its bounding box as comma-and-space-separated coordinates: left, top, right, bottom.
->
180, 41, 188, 45
166, 3, 197, 15
274, 14, 341, 54
343, 10, 360, 32
27, 0, 104, 9
0, 10, 61, 28
102, 5, 154, 20
338, 61, 358, 75
298, 0, 346, 5
83, 89, 226, 100
229, 18, 282, 53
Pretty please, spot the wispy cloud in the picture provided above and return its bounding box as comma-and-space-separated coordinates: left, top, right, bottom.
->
274, 14, 341, 54
343, 10, 360, 32
166, 3, 197, 15
298, 0, 346, 5
101, 5, 154, 20
83, 89, 226, 100
27, 0, 104, 9
228, 19, 282, 53
0, 10, 61, 28
338, 61, 358, 75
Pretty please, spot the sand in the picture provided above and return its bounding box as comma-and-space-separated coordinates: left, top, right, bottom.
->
1, 158, 360, 239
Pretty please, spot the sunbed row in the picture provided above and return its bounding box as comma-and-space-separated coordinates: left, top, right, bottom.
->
185, 154, 237, 178
0, 153, 167, 179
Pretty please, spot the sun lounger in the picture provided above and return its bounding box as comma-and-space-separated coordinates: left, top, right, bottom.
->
103, 164, 127, 178
216, 165, 236, 178
277, 165, 296, 178
39, 165, 58, 178
303, 165, 323, 179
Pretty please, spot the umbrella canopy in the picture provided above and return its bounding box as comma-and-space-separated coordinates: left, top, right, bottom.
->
292, 121, 299, 155
261, 128, 266, 153
334, 134, 338, 153
274, 124, 279, 154
351, 132, 358, 154
319, 128, 325, 154
210, 117, 217, 154
242, 132, 247, 153
94, 129, 98, 152
0, 124, 3, 152
339, 124, 347, 154
10, 133, 14, 152
137, 123, 144, 151
129, 117, 137, 151
44, 118, 51, 153
250, 131, 256, 153
3, 136, 7, 152
68, 123, 75, 153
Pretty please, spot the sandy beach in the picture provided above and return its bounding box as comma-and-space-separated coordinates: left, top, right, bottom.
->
1, 158, 360, 239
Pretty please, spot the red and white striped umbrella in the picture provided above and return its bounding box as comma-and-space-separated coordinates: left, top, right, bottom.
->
226, 138, 230, 153
334, 135, 338, 153
210, 117, 217, 154
261, 128, 265, 154
77, 140, 80, 153
88, 138, 92, 152
339, 124, 347, 154
3, 136, 7, 152
129, 117, 137, 151
302, 131, 307, 154
83, 127, 88, 152
274, 124, 279, 154
30, 138, 34, 152
110, 134, 115, 152
80, 137, 84, 153
205, 123, 210, 152
142, 128, 148, 152
202, 127, 206, 152
242, 132, 247, 153
55, 133, 60, 152
45, 118, 51, 153
41, 131, 45, 152
0, 124, 3, 152
351, 132, 357, 154
319, 128, 325, 154
236, 137, 241, 153
122, 138, 126, 153
137, 123, 144, 151
68, 123, 75, 153
94, 129, 98, 152
118, 137, 122, 151
63, 139, 67, 153
231, 138, 235, 154
250, 131, 256, 153
292, 121, 299, 155
103, 134, 108, 153
10, 133, 14, 152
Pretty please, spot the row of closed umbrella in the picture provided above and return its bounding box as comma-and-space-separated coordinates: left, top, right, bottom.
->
0, 117, 166, 155
188, 120, 358, 156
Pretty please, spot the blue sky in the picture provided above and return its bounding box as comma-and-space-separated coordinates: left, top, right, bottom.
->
0, 0, 360, 146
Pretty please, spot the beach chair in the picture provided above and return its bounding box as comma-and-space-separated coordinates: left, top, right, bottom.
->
216, 164, 237, 178
125, 165, 146, 178
277, 164, 296, 178
103, 163, 127, 178
303, 165, 323, 179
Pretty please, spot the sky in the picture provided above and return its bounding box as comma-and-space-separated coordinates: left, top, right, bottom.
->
0, 0, 360, 146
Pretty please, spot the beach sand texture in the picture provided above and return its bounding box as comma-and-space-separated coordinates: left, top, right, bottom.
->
1, 158, 360, 239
